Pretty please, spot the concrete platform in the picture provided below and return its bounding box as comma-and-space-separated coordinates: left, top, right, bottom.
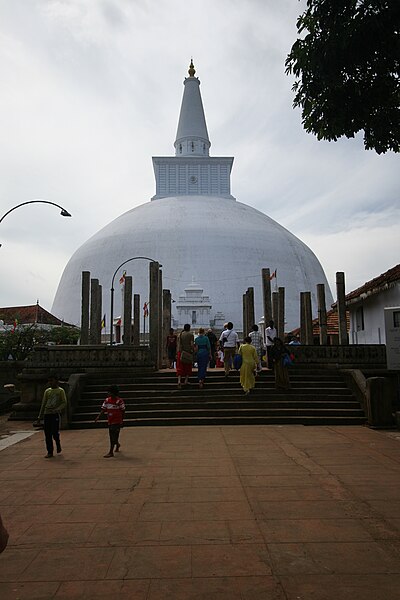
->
1, 423, 400, 599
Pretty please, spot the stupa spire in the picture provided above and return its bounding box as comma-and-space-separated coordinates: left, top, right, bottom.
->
174, 60, 211, 157
151, 62, 234, 201
188, 59, 196, 77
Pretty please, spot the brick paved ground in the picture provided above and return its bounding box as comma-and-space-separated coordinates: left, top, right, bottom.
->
1, 424, 400, 599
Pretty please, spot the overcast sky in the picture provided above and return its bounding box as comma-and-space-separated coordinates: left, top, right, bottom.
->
0, 0, 399, 314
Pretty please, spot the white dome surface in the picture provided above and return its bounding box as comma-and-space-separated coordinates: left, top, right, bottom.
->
52, 195, 333, 331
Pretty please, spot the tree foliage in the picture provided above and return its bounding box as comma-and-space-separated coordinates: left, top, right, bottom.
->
0, 325, 80, 361
285, 0, 400, 153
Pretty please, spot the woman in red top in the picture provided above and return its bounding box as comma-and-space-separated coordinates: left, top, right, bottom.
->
95, 385, 125, 458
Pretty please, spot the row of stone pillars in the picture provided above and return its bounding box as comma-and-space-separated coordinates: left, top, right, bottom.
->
80, 265, 348, 357
80, 271, 142, 348
243, 269, 349, 345
149, 261, 172, 368
80, 271, 102, 345
80, 265, 172, 367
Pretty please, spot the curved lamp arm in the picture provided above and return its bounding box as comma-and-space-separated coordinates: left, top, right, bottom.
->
0, 200, 71, 225
109, 256, 161, 346
111, 256, 159, 290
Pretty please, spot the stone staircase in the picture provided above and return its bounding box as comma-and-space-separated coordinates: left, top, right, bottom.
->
70, 367, 366, 428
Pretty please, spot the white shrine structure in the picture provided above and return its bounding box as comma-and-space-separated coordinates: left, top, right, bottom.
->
175, 280, 212, 330
52, 61, 333, 331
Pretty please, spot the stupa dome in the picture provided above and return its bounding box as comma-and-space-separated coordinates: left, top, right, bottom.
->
52, 63, 333, 330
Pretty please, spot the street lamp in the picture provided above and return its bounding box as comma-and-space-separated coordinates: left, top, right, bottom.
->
109, 256, 160, 346
0, 199, 72, 246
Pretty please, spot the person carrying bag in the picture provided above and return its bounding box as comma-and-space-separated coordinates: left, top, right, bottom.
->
176, 324, 194, 388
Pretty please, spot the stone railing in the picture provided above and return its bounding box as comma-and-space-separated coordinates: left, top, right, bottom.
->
0, 361, 25, 412
25, 344, 153, 370
10, 345, 153, 423
287, 344, 386, 368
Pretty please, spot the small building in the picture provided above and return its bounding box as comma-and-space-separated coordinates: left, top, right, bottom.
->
288, 309, 350, 346
212, 311, 226, 330
175, 281, 212, 330
0, 303, 74, 331
343, 264, 400, 345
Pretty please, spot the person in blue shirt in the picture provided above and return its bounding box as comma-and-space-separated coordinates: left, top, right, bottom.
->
194, 328, 212, 389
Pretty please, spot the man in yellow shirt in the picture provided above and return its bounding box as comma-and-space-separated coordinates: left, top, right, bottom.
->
37, 374, 67, 458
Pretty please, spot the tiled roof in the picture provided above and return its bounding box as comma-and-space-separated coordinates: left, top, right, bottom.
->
343, 264, 400, 305
0, 304, 74, 327
289, 309, 349, 337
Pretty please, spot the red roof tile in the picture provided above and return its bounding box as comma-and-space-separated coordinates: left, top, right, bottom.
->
343, 264, 400, 305
0, 304, 74, 327
289, 309, 349, 337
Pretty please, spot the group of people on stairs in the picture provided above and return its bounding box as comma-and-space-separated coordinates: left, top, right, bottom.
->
172, 320, 293, 394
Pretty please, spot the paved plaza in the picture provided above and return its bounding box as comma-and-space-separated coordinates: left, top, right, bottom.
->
1, 423, 400, 599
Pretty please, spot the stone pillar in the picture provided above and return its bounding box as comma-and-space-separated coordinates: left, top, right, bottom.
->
304, 291, 313, 345
317, 283, 328, 345
158, 269, 163, 368
98, 284, 102, 344
123, 276, 133, 345
247, 287, 255, 331
278, 287, 285, 339
272, 291, 279, 326
245, 290, 250, 336
262, 268, 272, 326
300, 292, 306, 344
149, 261, 160, 367
89, 278, 101, 345
242, 293, 248, 338
336, 271, 348, 345
163, 289, 172, 367
80, 271, 90, 345
133, 294, 140, 346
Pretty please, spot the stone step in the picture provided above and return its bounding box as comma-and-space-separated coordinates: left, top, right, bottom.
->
74, 407, 363, 421
84, 380, 349, 391
69, 367, 365, 429
70, 415, 367, 428
87, 372, 346, 383
81, 389, 353, 401
76, 397, 361, 410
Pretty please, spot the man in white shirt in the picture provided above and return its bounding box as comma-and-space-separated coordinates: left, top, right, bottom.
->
219, 322, 239, 376
265, 320, 277, 369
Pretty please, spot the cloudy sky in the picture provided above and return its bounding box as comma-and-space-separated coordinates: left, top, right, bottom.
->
1, 0, 398, 314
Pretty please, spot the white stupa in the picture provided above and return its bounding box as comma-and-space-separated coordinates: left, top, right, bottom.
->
52, 61, 333, 331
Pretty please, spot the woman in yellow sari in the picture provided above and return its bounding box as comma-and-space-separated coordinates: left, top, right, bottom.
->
239, 336, 258, 395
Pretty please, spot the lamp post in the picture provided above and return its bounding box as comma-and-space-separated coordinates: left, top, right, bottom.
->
109, 256, 160, 346
0, 199, 72, 247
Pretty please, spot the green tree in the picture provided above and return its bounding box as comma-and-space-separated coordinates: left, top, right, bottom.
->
0, 325, 45, 360
0, 325, 80, 361
47, 326, 80, 346
285, 1, 400, 153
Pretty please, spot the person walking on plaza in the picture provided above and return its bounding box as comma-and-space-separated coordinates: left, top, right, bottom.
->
265, 319, 277, 369
37, 374, 67, 458
176, 324, 195, 388
249, 324, 265, 374
166, 327, 178, 369
239, 336, 258, 395
271, 338, 291, 390
194, 328, 212, 388
95, 385, 125, 458
219, 322, 239, 377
